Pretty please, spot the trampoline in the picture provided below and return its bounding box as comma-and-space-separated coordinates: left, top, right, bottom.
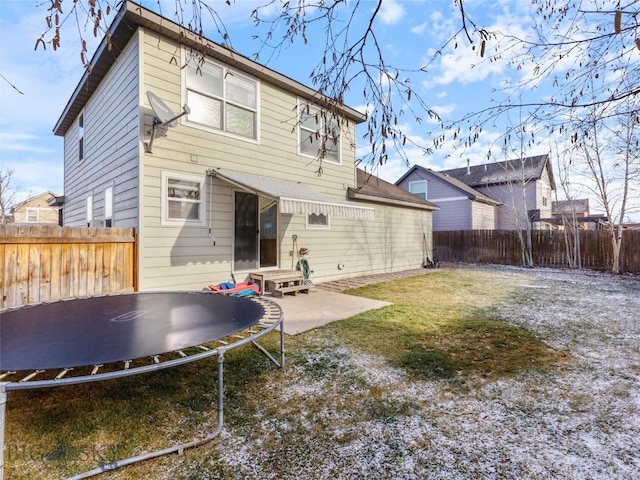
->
0, 291, 284, 479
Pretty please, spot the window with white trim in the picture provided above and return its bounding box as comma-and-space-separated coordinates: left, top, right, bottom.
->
408, 180, 427, 200
104, 186, 113, 227
306, 212, 330, 229
78, 112, 84, 162
161, 172, 205, 226
299, 102, 341, 164
185, 58, 258, 140
86, 194, 93, 226
26, 208, 38, 223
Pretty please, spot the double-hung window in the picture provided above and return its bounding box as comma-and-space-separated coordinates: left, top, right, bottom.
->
185, 59, 258, 140
162, 172, 205, 226
299, 102, 341, 164
26, 208, 38, 223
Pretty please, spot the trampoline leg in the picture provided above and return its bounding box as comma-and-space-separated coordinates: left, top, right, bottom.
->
0, 383, 6, 480
216, 349, 224, 428
280, 320, 285, 368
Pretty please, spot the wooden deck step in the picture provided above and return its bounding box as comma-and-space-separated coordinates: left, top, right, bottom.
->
271, 284, 311, 298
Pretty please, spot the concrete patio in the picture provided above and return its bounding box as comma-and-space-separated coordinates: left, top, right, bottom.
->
267, 267, 439, 334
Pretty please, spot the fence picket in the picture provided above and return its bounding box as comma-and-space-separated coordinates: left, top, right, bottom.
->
0, 225, 135, 309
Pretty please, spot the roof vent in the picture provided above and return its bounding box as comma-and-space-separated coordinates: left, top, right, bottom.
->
466, 159, 471, 175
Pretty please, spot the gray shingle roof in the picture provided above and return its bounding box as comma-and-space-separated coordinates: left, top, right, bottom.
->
552, 199, 590, 215
440, 154, 555, 189
349, 169, 439, 210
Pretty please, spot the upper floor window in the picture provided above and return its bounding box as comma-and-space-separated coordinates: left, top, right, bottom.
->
409, 180, 427, 200
299, 102, 341, 164
78, 113, 84, 162
185, 58, 258, 140
161, 171, 205, 226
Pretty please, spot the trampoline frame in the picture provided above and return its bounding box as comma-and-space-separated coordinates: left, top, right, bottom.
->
0, 293, 284, 480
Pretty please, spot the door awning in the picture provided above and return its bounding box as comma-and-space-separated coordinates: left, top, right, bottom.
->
207, 168, 375, 220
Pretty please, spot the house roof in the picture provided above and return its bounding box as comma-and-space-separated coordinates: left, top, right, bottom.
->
394, 165, 501, 206
349, 169, 439, 211
54, 1, 367, 136
552, 199, 590, 215
11, 191, 59, 211
439, 154, 556, 190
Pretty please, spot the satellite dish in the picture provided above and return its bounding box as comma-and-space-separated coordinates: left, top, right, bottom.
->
148, 91, 179, 127
145, 91, 191, 153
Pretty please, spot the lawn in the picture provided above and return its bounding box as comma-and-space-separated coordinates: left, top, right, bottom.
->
3, 267, 639, 479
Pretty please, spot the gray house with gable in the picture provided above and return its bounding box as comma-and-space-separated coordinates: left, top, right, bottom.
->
396, 154, 556, 231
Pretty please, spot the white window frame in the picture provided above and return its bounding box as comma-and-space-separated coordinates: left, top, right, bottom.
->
86, 194, 93, 226
104, 186, 114, 227
78, 112, 84, 162
306, 212, 330, 230
26, 208, 39, 223
298, 101, 342, 164
183, 53, 260, 142
161, 171, 206, 227
408, 180, 427, 200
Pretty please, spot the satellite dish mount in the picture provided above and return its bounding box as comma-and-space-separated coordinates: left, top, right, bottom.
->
145, 91, 190, 153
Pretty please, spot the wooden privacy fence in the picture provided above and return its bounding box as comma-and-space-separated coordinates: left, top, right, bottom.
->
434, 229, 640, 274
0, 225, 136, 309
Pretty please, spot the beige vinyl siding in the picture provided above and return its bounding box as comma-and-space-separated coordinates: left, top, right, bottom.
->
283, 204, 432, 282
63, 33, 140, 227
149, 31, 355, 189
137, 31, 363, 289
471, 201, 496, 229
537, 165, 553, 219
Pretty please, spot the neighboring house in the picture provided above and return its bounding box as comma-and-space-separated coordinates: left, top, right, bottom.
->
395, 165, 501, 231
550, 199, 607, 230
396, 154, 556, 231
53, 1, 438, 291
10, 191, 62, 225
552, 199, 590, 219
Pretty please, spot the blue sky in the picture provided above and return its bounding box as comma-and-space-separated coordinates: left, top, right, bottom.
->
0, 0, 636, 220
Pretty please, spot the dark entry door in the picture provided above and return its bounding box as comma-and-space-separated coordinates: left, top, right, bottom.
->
234, 191, 258, 271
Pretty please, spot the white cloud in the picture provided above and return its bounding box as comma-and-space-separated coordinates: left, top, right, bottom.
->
418, 3, 532, 91
411, 23, 427, 35
378, 0, 405, 25
431, 103, 457, 118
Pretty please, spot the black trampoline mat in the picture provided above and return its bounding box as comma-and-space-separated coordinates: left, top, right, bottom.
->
0, 292, 264, 372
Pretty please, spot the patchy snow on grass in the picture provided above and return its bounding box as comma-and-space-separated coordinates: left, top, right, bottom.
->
170, 268, 639, 480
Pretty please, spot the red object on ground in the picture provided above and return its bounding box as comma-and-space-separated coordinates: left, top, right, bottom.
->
207, 282, 260, 296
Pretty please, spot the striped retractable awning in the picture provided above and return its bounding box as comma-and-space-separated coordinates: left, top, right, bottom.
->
208, 168, 374, 220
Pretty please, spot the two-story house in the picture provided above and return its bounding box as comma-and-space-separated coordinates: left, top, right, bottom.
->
53, 1, 438, 291
396, 154, 556, 231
